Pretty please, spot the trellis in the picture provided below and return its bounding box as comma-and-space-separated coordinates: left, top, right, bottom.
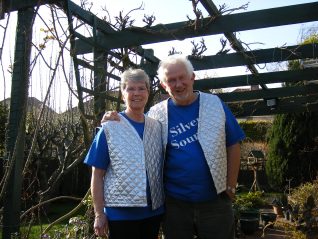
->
1, 0, 318, 237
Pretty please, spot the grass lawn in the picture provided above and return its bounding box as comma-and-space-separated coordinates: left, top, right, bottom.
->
1, 200, 88, 239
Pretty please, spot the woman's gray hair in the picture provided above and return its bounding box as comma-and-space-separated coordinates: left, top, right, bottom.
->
157, 55, 194, 82
120, 68, 150, 92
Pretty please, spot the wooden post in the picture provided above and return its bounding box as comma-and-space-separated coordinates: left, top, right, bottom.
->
2, 7, 34, 238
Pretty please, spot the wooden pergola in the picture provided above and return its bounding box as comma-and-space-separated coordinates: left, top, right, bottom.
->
1, 0, 318, 237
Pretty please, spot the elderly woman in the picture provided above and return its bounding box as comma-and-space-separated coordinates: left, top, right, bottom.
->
84, 68, 164, 239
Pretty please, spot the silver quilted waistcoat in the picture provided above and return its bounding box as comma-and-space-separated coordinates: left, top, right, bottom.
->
102, 114, 164, 210
148, 92, 227, 194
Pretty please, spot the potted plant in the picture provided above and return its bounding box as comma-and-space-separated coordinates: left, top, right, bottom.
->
233, 191, 266, 235
260, 212, 277, 228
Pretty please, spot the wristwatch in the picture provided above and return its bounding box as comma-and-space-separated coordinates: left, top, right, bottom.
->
227, 186, 236, 194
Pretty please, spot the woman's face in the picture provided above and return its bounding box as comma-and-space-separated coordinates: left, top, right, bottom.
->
122, 80, 149, 112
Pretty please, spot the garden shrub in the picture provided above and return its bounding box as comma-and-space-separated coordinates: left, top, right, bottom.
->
266, 111, 318, 190
233, 191, 267, 212
288, 179, 318, 211
239, 121, 272, 142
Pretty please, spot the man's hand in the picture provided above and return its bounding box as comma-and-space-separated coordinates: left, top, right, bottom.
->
94, 214, 109, 237
225, 188, 236, 201
101, 111, 120, 124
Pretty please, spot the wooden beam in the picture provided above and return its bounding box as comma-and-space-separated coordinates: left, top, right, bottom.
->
194, 68, 318, 90
233, 103, 318, 117
199, 0, 264, 90
230, 95, 318, 117
75, 42, 318, 74
230, 94, 318, 112
75, 2, 318, 53
190, 43, 318, 70
2, 0, 58, 13
67, 1, 115, 34
217, 84, 318, 102
64, 1, 160, 66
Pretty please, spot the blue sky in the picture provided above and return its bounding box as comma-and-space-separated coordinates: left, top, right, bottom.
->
0, 1, 317, 111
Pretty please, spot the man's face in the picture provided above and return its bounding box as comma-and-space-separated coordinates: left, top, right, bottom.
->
160, 63, 195, 106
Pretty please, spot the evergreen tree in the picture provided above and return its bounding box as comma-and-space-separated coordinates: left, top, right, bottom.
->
266, 34, 318, 190
266, 112, 318, 189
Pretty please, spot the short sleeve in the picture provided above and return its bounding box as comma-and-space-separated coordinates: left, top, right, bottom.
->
84, 127, 110, 170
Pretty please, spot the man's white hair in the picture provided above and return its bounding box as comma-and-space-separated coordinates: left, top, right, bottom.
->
157, 55, 194, 82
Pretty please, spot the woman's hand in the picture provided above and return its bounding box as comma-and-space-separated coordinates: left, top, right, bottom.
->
101, 111, 120, 124
94, 214, 109, 237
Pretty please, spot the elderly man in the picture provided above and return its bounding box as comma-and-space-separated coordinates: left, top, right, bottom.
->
102, 55, 245, 239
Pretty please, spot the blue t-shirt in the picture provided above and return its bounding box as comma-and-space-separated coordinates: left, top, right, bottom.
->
84, 112, 164, 221
165, 95, 245, 202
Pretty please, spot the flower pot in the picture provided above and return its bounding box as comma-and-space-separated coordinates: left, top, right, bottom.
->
240, 217, 259, 235
260, 212, 277, 227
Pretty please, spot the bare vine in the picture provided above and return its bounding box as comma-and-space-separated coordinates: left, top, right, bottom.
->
218, 2, 249, 15
191, 38, 207, 57
143, 14, 156, 27
168, 47, 182, 56
216, 37, 230, 55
